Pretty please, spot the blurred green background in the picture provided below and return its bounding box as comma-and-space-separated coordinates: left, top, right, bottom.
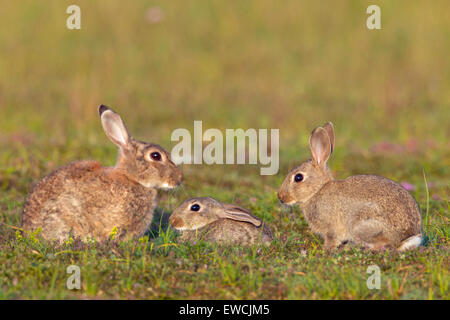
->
1, 0, 448, 202
1, 1, 449, 174
0, 1, 448, 299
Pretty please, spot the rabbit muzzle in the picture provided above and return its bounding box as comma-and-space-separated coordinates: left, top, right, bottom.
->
277, 189, 295, 205
163, 166, 183, 190
169, 216, 184, 229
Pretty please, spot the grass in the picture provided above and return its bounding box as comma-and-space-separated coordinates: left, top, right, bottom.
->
0, 1, 449, 299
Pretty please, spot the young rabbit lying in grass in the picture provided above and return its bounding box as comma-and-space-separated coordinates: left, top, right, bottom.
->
278, 122, 422, 252
22, 105, 182, 241
169, 197, 273, 246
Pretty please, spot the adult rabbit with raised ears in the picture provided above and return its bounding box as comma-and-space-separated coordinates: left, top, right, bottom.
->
169, 197, 273, 246
278, 122, 422, 251
22, 105, 183, 241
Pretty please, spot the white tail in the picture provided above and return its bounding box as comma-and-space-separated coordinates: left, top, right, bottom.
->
397, 234, 422, 251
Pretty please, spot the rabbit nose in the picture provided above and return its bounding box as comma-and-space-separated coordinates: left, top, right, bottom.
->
176, 171, 183, 185
171, 168, 183, 186
169, 216, 183, 228
278, 190, 289, 204
277, 190, 285, 203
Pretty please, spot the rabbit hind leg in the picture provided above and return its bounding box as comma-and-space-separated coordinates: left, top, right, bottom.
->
39, 204, 78, 242
350, 219, 395, 250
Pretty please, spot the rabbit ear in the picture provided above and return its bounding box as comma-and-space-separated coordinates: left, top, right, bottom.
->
322, 122, 335, 153
99, 105, 131, 150
309, 127, 331, 166
219, 203, 262, 227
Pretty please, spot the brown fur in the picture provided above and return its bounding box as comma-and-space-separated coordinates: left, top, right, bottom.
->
169, 197, 273, 246
278, 122, 422, 251
22, 105, 182, 241
178, 219, 273, 246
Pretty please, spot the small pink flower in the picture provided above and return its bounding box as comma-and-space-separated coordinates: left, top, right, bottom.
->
401, 182, 415, 191
249, 197, 256, 203
405, 139, 419, 153
145, 7, 164, 24
371, 141, 403, 154
432, 194, 441, 201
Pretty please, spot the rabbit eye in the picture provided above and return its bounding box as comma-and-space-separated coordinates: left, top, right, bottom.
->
294, 173, 304, 182
190, 204, 200, 211
150, 152, 162, 161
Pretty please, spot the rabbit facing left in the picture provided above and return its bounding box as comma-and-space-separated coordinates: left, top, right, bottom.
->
278, 122, 422, 252
169, 197, 273, 246
21, 105, 183, 242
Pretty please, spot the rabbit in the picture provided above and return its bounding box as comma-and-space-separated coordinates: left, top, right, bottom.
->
21, 105, 183, 242
278, 122, 422, 252
169, 197, 273, 246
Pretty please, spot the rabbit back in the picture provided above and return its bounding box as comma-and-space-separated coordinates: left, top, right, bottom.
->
22, 160, 157, 241
303, 174, 422, 248
178, 219, 273, 246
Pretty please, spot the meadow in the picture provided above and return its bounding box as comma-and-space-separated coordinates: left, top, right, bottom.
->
0, 1, 448, 299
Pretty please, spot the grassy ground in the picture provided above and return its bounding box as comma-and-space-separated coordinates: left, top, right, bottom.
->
0, 1, 448, 299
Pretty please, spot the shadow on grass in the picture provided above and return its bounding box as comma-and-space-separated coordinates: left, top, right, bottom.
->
146, 207, 173, 240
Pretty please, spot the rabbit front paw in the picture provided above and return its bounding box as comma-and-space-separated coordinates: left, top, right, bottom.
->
323, 234, 340, 252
